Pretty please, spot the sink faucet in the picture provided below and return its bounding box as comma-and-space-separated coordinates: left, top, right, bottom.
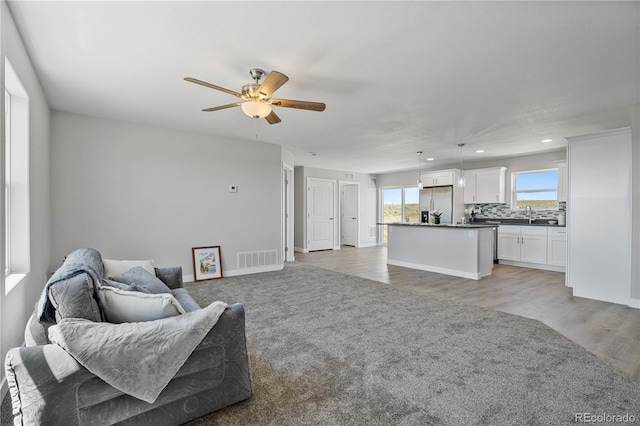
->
525, 205, 533, 224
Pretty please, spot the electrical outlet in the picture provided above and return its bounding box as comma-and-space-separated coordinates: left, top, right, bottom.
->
229, 185, 238, 193
492, 207, 497, 213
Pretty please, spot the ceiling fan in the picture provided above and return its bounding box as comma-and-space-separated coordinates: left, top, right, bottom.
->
184, 68, 326, 125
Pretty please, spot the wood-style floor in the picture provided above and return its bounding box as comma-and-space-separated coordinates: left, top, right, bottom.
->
295, 246, 640, 383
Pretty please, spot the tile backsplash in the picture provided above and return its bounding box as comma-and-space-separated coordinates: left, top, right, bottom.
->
466, 202, 566, 220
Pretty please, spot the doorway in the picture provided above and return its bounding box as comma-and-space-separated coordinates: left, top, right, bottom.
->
307, 177, 335, 251
340, 182, 360, 247
283, 165, 294, 262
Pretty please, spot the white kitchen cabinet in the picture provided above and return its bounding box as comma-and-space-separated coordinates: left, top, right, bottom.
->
421, 170, 454, 187
547, 228, 567, 267
497, 227, 520, 261
498, 225, 547, 265
463, 170, 477, 204
556, 161, 568, 202
463, 167, 507, 204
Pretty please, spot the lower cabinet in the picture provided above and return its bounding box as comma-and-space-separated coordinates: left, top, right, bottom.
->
497, 226, 547, 264
498, 225, 565, 270
547, 228, 567, 267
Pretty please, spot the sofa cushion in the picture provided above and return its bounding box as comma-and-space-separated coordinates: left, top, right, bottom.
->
110, 266, 172, 294
48, 273, 103, 323
24, 303, 53, 346
103, 259, 155, 278
171, 288, 201, 313
154, 266, 183, 289
96, 286, 186, 323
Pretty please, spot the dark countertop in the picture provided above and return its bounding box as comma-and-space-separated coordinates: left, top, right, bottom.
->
471, 218, 565, 227
378, 222, 497, 229
378, 218, 566, 228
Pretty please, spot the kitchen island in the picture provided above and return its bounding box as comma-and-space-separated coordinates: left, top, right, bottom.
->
382, 222, 496, 280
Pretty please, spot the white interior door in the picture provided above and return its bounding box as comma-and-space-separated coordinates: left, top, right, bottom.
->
307, 178, 335, 251
283, 166, 294, 262
341, 183, 359, 246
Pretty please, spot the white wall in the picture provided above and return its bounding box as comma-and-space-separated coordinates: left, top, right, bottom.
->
1, 1, 51, 395
50, 111, 283, 279
294, 166, 377, 251
631, 104, 639, 304
567, 128, 633, 306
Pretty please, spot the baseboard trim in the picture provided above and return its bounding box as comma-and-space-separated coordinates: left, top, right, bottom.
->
223, 263, 284, 277
183, 263, 285, 283
387, 259, 481, 280
572, 288, 637, 308
357, 242, 379, 248
294, 247, 308, 253
498, 260, 565, 273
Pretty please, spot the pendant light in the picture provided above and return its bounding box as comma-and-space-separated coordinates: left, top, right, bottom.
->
457, 143, 465, 187
416, 151, 423, 190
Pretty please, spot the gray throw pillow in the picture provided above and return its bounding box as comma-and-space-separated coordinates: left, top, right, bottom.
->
110, 266, 171, 294
101, 278, 136, 291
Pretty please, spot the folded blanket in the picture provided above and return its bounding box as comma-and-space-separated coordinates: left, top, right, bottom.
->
37, 248, 105, 322
48, 301, 228, 403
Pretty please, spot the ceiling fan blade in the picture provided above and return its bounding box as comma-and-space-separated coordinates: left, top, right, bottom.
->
201, 102, 242, 112
184, 77, 242, 98
258, 71, 289, 97
270, 98, 326, 112
265, 110, 282, 125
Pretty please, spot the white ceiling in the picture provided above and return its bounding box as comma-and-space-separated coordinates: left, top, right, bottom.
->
7, 1, 639, 174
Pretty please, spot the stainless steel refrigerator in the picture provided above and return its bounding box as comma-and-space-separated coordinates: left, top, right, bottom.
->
419, 186, 454, 224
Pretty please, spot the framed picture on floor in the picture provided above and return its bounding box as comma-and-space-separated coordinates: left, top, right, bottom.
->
192, 246, 223, 281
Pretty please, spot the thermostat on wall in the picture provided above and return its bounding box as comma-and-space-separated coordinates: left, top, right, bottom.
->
229, 185, 238, 193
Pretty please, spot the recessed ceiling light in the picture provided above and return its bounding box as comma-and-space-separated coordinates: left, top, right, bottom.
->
476, 150, 484, 153
427, 157, 434, 161
541, 139, 553, 143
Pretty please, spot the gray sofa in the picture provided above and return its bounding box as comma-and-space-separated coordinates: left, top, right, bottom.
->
4, 248, 253, 425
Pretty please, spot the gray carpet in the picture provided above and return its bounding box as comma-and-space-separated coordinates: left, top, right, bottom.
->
3, 263, 640, 425
182, 263, 640, 425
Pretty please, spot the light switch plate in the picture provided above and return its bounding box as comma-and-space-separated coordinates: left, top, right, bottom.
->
229, 185, 238, 193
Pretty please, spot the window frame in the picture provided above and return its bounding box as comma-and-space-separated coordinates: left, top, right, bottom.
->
510, 168, 559, 211
4, 59, 30, 294
380, 185, 421, 245
4, 90, 11, 277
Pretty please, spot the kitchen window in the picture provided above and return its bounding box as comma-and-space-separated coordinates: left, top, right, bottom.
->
511, 169, 558, 210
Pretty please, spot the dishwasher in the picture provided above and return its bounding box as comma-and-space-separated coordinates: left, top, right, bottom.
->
485, 221, 501, 262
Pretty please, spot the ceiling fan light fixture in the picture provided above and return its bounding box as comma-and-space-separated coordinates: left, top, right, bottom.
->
241, 101, 272, 119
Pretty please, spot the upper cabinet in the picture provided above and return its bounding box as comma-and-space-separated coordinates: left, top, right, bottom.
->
420, 170, 455, 187
463, 167, 507, 204
463, 170, 477, 203
556, 160, 568, 202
